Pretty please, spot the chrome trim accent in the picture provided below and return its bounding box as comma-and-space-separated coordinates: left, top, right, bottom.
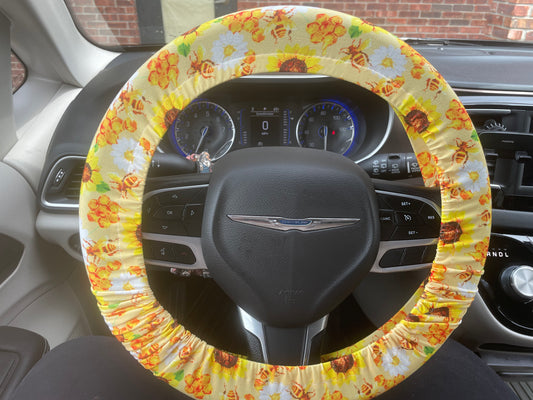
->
142, 234, 207, 270
466, 108, 512, 115
509, 266, 533, 300
238, 308, 328, 365
454, 87, 533, 97
302, 316, 329, 365
355, 105, 395, 163
371, 238, 438, 273
371, 190, 441, 273
227, 215, 360, 232
40, 155, 86, 210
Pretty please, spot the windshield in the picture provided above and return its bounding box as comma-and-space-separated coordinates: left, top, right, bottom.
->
65, 0, 533, 48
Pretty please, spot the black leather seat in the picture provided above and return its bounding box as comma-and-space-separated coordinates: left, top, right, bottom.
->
11, 335, 518, 400
0, 326, 49, 400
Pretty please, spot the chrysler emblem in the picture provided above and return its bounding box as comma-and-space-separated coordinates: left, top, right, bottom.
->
227, 215, 360, 232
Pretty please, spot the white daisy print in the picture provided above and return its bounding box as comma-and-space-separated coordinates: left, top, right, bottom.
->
382, 347, 411, 377
110, 137, 145, 173
457, 160, 488, 194
458, 281, 478, 299
79, 228, 90, 262
212, 31, 248, 68
369, 45, 408, 78
259, 383, 292, 400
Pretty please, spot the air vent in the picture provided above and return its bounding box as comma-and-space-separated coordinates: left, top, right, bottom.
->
64, 163, 84, 200
41, 156, 86, 211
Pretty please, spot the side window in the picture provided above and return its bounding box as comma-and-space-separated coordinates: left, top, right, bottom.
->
11, 52, 25, 92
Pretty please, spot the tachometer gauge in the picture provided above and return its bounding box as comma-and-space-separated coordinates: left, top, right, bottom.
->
172, 101, 235, 161
296, 101, 356, 155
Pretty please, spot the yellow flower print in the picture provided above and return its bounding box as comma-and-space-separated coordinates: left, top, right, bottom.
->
446, 99, 473, 131
147, 49, 179, 89
87, 195, 121, 228
307, 14, 347, 53
152, 93, 189, 137
139, 343, 161, 369
221, 9, 266, 42
82, 152, 105, 192
267, 44, 322, 73
185, 368, 213, 399
208, 349, 247, 381
175, 21, 213, 55
399, 95, 441, 140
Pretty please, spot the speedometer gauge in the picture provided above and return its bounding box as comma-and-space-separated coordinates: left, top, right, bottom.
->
296, 101, 356, 155
172, 101, 235, 161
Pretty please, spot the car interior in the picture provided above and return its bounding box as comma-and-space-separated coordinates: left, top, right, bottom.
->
1, 0, 533, 399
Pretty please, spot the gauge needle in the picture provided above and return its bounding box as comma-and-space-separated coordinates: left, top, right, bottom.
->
195, 126, 209, 153
322, 125, 328, 151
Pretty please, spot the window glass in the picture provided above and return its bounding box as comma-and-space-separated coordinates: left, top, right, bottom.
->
65, 0, 533, 49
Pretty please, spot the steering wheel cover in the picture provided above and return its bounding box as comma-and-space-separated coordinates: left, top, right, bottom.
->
79, 6, 491, 399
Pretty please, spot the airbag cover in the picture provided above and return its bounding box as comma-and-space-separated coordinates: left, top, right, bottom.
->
202, 147, 379, 327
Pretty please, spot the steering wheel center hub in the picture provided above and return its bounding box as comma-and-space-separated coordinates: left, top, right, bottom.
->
202, 147, 380, 327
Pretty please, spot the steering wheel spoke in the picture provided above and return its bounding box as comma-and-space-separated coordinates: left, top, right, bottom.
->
239, 308, 328, 365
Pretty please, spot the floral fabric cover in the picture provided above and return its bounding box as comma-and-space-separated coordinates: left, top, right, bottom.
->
79, 6, 491, 399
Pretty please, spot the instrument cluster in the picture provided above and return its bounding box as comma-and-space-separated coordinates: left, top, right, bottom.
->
163, 76, 393, 162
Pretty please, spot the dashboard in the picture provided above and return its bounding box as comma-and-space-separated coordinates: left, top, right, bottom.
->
35, 44, 533, 367
160, 77, 391, 163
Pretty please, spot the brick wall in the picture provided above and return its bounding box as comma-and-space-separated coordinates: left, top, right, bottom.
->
10, 0, 533, 91
238, 0, 533, 41
11, 53, 25, 92
65, 0, 141, 46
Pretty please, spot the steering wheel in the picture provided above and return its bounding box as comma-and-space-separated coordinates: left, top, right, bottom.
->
79, 6, 491, 399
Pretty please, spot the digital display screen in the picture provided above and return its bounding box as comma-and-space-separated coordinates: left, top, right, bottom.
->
250, 110, 282, 147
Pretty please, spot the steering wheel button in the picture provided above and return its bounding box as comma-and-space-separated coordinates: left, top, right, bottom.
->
379, 210, 395, 240
394, 211, 420, 226
418, 204, 440, 225
158, 189, 200, 205
173, 244, 197, 265
403, 246, 426, 265
184, 204, 204, 221
143, 220, 187, 235
379, 248, 405, 268
421, 245, 437, 263
384, 196, 423, 213
153, 205, 184, 219
391, 226, 423, 240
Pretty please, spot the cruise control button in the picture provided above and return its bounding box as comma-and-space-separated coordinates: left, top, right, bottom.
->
379, 248, 405, 268
394, 211, 421, 226
418, 204, 440, 225
391, 225, 439, 240
153, 205, 184, 219
379, 210, 395, 240
383, 196, 423, 213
